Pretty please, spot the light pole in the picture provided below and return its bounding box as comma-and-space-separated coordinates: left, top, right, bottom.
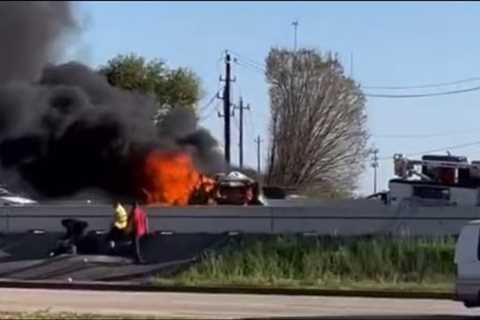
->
292, 20, 298, 51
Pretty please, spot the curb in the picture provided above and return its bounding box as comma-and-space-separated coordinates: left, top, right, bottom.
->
0, 279, 455, 300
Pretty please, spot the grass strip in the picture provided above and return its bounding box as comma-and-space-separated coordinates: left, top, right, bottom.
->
157, 235, 456, 293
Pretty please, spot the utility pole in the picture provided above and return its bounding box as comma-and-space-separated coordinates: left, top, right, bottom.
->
218, 51, 234, 164
292, 20, 299, 51
371, 148, 379, 193
234, 97, 250, 169
224, 52, 231, 164
255, 135, 263, 176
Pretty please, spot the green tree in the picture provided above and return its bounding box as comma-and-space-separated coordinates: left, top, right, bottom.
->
99, 53, 202, 120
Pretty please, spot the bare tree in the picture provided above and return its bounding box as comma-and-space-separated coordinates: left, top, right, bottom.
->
265, 48, 369, 197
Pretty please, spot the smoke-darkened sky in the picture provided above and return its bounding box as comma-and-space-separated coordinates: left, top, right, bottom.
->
0, 1, 224, 200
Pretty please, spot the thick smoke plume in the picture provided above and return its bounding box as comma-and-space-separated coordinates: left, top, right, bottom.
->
0, 1, 225, 200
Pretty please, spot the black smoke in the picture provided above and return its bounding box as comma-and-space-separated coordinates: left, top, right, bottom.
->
0, 1, 225, 200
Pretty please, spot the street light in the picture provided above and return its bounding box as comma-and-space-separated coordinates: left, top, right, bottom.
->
292, 20, 298, 51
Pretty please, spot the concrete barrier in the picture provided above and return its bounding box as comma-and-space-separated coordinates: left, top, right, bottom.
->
0, 200, 477, 236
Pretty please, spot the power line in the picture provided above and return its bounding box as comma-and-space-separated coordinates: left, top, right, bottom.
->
235, 63, 480, 98
233, 56, 480, 98
373, 129, 480, 139
229, 50, 265, 69
378, 140, 480, 161
198, 83, 225, 121
234, 59, 266, 74
234, 59, 480, 98
200, 51, 230, 111
230, 48, 480, 97
199, 51, 227, 121
199, 98, 222, 121
365, 85, 480, 98
236, 57, 265, 71
199, 54, 225, 122
364, 77, 480, 90
199, 90, 220, 113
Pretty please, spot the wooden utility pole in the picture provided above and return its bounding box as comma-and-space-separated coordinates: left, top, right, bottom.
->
371, 148, 379, 193
224, 52, 231, 164
218, 51, 234, 164
234, 97, 250, 169
255, 135, 262, 176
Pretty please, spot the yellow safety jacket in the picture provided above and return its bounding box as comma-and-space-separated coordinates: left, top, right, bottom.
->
113, 204, 128, 230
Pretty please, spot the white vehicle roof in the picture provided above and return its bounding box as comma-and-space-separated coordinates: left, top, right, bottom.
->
224, 171, 254, 181
217, 171, 255, 187
0, 196, 37, 205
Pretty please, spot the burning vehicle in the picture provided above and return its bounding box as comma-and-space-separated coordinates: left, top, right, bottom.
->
211, 171, 264, 206
137, 150, 264, 206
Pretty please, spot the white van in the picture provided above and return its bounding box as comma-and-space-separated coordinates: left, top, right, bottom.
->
455, 220, 480, 307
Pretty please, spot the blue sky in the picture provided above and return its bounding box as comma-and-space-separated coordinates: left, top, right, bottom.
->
70, 1, 480, 195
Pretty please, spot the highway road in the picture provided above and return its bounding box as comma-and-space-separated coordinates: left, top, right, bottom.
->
0, 288, 478, 319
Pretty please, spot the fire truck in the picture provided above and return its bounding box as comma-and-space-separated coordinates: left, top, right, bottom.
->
383, 153, 480, 207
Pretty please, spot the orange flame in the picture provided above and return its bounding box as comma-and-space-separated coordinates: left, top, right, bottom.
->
139, 151, 201, 206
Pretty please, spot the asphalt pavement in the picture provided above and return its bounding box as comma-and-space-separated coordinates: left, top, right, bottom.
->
0, 233, 228, 281
0, 288, 477, 319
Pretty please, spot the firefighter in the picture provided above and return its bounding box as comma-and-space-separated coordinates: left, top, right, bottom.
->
50, 218, 88, 256
107, 202, 129, 251
127, 201, 149, 264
